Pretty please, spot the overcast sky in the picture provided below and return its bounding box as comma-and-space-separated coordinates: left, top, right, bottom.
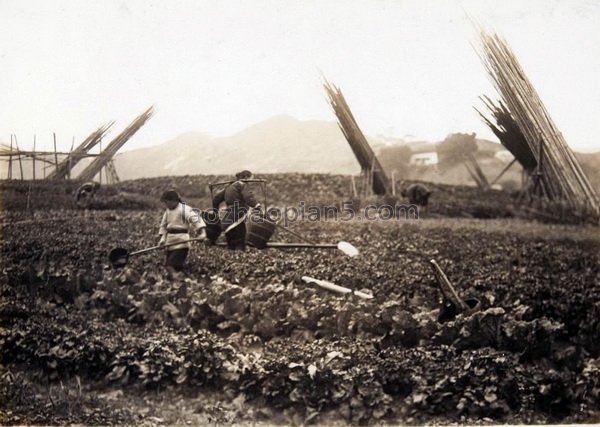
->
1, 0, 599, 153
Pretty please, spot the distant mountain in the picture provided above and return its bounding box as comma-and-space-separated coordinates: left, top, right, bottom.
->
112, 115, 513, 181
113, 115, 362, 180
2, 116, 598, 192
576, 151, 600, 193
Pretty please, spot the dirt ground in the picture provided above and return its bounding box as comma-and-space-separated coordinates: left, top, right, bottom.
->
2, 208, 599, 425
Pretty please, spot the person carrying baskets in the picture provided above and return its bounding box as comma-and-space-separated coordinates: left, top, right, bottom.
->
212, 170, 262, 250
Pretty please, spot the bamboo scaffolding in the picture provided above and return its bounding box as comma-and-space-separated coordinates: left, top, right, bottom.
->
466, 152, 489, 189
32, 135, 36, 180
477, 32, 600, 220
105, 159, 120, 183
68, 137, 74, 179
8, 136, 13, 179
53, 133, 59, 175
464, 161, 484, 189
46, 123, 113, 180
489, 157, 517, 186
0, 150, 96, 157
99, 138, 103, 184
14, 135, 24, 180
323, 80, 390, 195
77, 106, 154, 182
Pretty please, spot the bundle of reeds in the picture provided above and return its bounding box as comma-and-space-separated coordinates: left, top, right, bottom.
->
46, 122, 114, 180
77, 107, 154, 182
477, 96, 537, 173
477, 32, 599, 219
323, 80, 390, 196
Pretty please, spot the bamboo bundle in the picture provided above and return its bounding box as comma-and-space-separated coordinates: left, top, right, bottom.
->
8, 137, 13, 179
46, 122, 114, 180
477, 32, 600, 219
477, 96, 537, 172
463, 152, 489, 189
323, 80, 390, 195
490, 158, 518, 187
77, 107, 154, 182
14, 135, 24, 180
33, 136, 36, 180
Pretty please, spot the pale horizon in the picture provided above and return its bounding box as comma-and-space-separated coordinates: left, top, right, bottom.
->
2, 0, 600, 154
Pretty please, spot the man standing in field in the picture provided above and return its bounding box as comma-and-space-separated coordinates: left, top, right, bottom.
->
158, 189, 206, 272
212, 170, 262, 250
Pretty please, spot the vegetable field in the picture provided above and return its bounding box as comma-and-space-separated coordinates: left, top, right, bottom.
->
1, 181, 599, 425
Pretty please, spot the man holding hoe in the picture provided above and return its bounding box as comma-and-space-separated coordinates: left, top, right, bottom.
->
158, 189, 206, 271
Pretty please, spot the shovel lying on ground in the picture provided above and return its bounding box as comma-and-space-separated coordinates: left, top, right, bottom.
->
302, 276, 373, 299
214, 241, 359, 257
275, 222, 318, 244
243, 211, 359, 257
273, 222, 359, 257
108, 238, 206, 268
274, 241, 359, 257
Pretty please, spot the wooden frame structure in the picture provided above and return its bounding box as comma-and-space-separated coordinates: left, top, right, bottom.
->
2, 106, 153, 184
1, 140, 101, 181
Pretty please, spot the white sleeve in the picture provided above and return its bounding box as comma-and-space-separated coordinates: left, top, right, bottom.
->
185, 206, 206, 231
159, 211, 168, 236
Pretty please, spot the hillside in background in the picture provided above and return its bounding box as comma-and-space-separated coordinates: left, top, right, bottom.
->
2, 115, 599, 191
576, 151, 600, 194
110, 116, 521, 187
112, 115, 360, 179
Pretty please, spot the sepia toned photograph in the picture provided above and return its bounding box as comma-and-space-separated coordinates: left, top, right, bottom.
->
1, 0, 599, 425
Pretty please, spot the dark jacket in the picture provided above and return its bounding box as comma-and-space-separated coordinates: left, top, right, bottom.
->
76, 182, 99, 202
402, 183, 432, 206
212, 180, 260, 225
212, 180, 259, 210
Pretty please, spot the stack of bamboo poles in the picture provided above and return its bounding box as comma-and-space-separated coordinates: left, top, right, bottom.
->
323, 80, 390, 196
46, 123, 114, 180
477, 96, 537, 173
463, 152, 489, 190
477, 32, 600, 219
77, 107, 154, 182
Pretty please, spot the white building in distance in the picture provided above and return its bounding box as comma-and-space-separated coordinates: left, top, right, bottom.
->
409, 151, 438, 166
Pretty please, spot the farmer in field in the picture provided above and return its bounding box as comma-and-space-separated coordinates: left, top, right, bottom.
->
158, 189, 206, 271
75, 181, 100, 207
201, 209, 222, 245
401, 183, 432, 207
212, 170, 262, 250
